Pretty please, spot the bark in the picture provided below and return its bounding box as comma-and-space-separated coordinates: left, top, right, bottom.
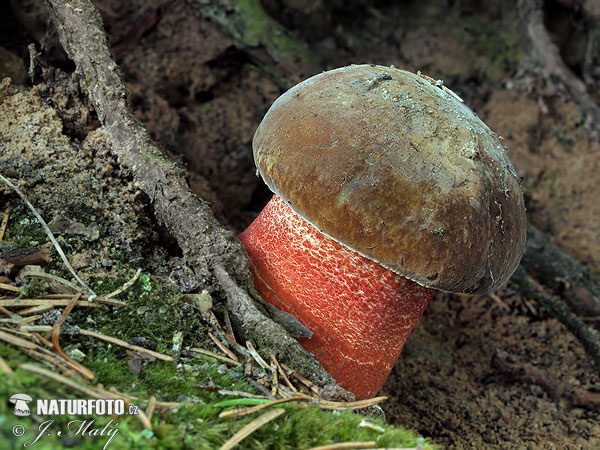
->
511, 266, 600, 370
186, 0, 319, 88
44, 0, 340, 396
517, 0, 600, 136
522, 223, 600, 317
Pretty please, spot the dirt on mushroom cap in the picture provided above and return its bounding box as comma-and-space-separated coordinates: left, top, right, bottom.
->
253, 64, 526, 294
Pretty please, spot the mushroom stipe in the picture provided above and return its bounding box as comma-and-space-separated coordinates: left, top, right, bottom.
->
240, 195, 433, 399
241, 65, 526, 399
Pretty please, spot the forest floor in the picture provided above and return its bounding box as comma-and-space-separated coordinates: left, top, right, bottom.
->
2, 0, 600, 448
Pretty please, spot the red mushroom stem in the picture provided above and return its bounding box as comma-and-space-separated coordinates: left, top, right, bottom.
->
240, 195, 434, 399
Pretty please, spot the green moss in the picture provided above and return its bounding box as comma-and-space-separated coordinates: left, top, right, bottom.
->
201, 0, 315, 79
0, 196, 429, 449
0, 362, 427, 449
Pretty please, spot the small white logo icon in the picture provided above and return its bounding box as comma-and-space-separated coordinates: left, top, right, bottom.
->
9, 393, 33, 416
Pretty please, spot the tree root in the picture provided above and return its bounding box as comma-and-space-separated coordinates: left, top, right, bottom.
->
492, 348, 600, 409
518, 0, 600, 136
44, 0, 341, 397
511, 266, 600, 371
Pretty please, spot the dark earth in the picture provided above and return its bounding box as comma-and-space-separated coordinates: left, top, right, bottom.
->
2, 0, 599, 448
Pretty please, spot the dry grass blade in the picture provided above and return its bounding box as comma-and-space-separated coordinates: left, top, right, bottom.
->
188, 347, 240, 366
219, 408, 286, 450
0, 329, 37, 349
270, 353, 297, 393
0, 282, 21, 293
281, 363, 321, 396
246, 341, 270, 369
0, 299, 101, 308
104, 268, 141, 299
145, 395, 157, 421
22, 270, 81, 292
17, 304, 55, 316
0, 174, 95, 297
0, 205, 10, 241
219, 397, 306, 419
51, 293, 94, 381
0, 354, 12, 373
308, 442, 377, 450
209, 331, 239, 362
19, 363, 153, 430
308, 395, 388, 411
79, 329, 174, 362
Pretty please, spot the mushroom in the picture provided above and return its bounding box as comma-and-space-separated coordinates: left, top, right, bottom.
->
9, 393, 33, 416
240, 65, 526, 399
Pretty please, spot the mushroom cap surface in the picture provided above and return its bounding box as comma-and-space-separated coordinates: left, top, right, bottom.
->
253, 65, 526, 293
9, 393, 33, 402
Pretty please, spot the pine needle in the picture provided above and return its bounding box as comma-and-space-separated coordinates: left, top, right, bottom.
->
219, 408, 286, 450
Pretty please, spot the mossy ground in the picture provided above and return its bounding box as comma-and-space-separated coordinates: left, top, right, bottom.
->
0, 186, 429, 450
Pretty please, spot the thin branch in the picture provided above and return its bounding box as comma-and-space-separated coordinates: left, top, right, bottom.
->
511, 266, 600, 370
44, 0, 339, 393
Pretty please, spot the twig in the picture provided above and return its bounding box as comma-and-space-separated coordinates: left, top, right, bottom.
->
0, 205, 10, 241
188, 347, 241, 366
104, 268, 141, 299
219, 396, 305, 419
0, 282, 21, 293
219, 408, 286, 450
45, 0, 338, 393
271, 353, 297, 393
492, 349, 600, 408
145, 395, 156, 421
51, 293, 95, 380
521, 223, 600, 317
17, 304, 55, 316
0, 245, 51, 274
282, 363, 321, 397
518, 0, 600, 136
0, 174, 95, 297
512, 266, 600, 370
208, 331, 239, 362
0, 299, 97, 308
79, 329, 173, 362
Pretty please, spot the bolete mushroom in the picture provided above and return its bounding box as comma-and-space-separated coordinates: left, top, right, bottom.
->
9, 393, 33, 416
240, 65, 526, 399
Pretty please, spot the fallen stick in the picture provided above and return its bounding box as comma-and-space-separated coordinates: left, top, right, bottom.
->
492, 349, 600, 408
45, 0, 339, 394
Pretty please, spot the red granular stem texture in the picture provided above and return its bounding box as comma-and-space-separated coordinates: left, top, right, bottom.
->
239, 195, 433, 399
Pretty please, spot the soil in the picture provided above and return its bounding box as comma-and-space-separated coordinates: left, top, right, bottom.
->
3, 0, 600, 448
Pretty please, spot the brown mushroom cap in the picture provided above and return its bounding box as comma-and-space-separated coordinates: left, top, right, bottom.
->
253, 64, 526, 293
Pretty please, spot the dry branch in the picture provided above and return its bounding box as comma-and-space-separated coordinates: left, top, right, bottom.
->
511, 266, 600, 370
44, 0, 339, 395
518, 0, 600, 136
522, 223, 600, 317
492, 349, 600, 409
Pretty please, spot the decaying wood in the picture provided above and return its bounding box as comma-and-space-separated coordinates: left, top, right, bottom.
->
0, 244, 51, 275
44, 0, 340, 394
187, 0, 319, 88
522, 224, 600, 317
